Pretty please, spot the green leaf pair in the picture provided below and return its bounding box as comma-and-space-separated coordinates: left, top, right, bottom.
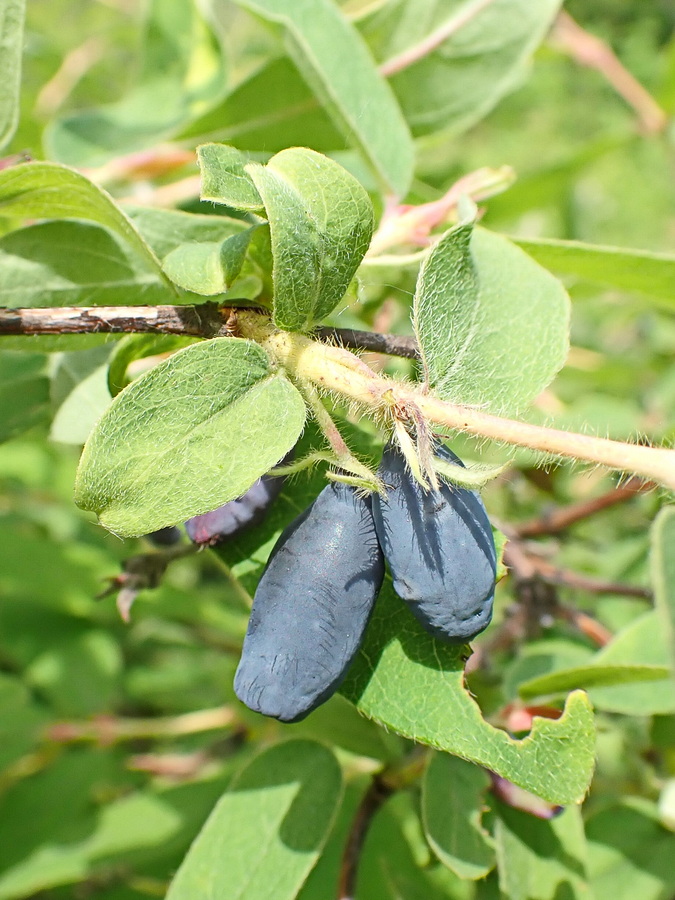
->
197, 143, 375, 332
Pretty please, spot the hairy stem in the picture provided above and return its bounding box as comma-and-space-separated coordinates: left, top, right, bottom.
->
239, 314, 675, 492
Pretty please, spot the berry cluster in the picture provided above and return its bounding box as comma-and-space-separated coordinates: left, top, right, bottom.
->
228, 441, 497, 723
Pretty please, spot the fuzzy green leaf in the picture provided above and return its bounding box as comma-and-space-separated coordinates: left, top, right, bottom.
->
413, 225, 570, 414
162, 229, 254, 295
197, 143, 265, 211
245, 147, 374, 331
74, 338, 307, 536
125, 204, 250, 259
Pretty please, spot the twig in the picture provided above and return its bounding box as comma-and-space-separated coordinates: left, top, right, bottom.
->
379, 0, 495, 77
316, 326, 419, 359
45, 706, 238, 745
0, 306, 420, 357
337, 750, 427, 900
0, 304, 243, 338
241, 314, 675, 491
502, 539, 651, 601
515, 476, 652, 537
337, 776, 394, 900
550, 11, 667, 134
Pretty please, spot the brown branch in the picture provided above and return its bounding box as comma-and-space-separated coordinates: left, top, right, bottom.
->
0, 305, 420, 358
337, 776, 394, 900
0, 303, 243, 338
502, 540, 652, 601
316, 326, 419, 359
515, 476, 652, 538
550, 11, 667, 134
337, 750, 427, 900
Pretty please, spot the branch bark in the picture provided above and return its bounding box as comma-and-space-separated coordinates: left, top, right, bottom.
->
0, 306, 420, 357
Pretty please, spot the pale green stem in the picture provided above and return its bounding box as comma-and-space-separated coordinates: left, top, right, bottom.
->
238, 313, 675, 493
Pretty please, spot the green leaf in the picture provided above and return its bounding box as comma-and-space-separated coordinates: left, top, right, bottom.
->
180, 57, 344, 153
0, 350, 50, 442
49, 346, 113, 445
0, 162, 173, 290
0, 222, 171, 310
246, 147, 375, 331
494, 803, 590, 900
74, 338, 307, 536
166, 740, 342, 900
359, 0, 562, 137
197, 143, 265, 211
356, 791, 466, 900
421, 753, 495, 880
652, 507, 675, 685
340, 579, 595, 805
519, 664, 672, 701
0, 0, 24, 150
288, 693, 403, 763
45, 0, 225, 167
106, 334, 197, 397
515, 237, 675, 310
586, 799, 675, 900
231, 0, 415, 197
162, 229, 254, 295
125, 204, 250, 259
413, 225, 570, 414
0, 750, 118, 900
0, 674, 48, 772
589, 612, 675, 715
25, 630, 122, 717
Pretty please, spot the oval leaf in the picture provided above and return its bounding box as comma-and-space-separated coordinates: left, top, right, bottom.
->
166, 740, 342, 900
162, 229, 254, 295
232, 0, 415, 197
198, 142, 265, 212
246, 147, 374, 331
413, 225, 570, 414
74, 338, 307, 536
0, 0, 24, 150
422, 753, 495, 880
362, 0, 562, 138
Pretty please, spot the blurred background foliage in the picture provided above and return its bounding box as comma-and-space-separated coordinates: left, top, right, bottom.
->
1, 0, 675, 897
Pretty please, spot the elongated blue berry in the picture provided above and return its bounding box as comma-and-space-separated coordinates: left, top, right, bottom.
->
372, 441, 496, 643
234, 482, 384, 722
